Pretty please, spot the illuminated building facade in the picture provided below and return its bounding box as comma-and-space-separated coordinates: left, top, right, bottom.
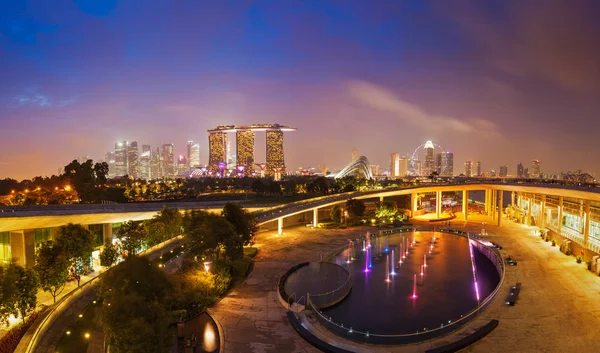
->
517, 163, 524, 178
266, 130, 285, 175
465, 161, 473, 177
114, 141, 127, 177
499, 165, 508, 177
187, 141, 201, 170
424, 141, 435, 176
532, 159, 541, 178
236, 130, 255, 176
208, 131, 228, 171
151, 147, 162, 178
127, 141, 139, 178
399, 156, 408, 177
105, 152, 116, 178
389, 152, 400, 177
139, 145, 151, 180
475, 161, 482, 176
161, 144, 175, 178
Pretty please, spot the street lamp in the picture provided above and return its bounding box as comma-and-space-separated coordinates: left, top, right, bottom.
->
203, 261, 212, 276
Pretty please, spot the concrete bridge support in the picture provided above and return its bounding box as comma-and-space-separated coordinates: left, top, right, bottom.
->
436, 191, 442, 218
584, 200, 591, 244
462, 190, 468, 220
497, 191, 503, 226
277, 217, 283, 236
102, 223, 113, 245
411, 193, 418, 217
313, 208, 319, 227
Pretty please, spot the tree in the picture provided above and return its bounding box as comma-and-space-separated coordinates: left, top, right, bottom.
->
119, 221, 147, 256
100, 242, 119, 267
375, 200, 398, 218
308, 176, 328, 194
63, 159, 97, 202
34, 243, 70, 303
55, 223, 95, 286
98, 256, 172, 353
331, 205, 342, 224
267, 181, 282, 195
11, 265, 39, 323
94, 162, 109, 184
0, 265, 18, 326
346, 199, 366, 220
251, 180, 266, 194
145, 207, 182, 247
222, 203, 258, 246
186, 211, 238, 260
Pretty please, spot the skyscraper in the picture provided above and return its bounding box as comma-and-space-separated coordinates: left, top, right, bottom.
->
475, 161, 482, 177
161, 144, 174, 178
389, 153, 400, 177
370, 165, 379, 176
435, 153, 443, 174
399, 156, 408, 177
424, 141, 435, 176
499, 165, 508, 177
176, 155, 188, 176
139, 145, 151, 180
517, 163, 524, 178
532, 159, 541, 178
236, 130, 255, 175
127, 141, 139, 178
114, 141, 127, 177
266, 130, 285, 174
151, 147, 162, 179
352, 148, 359, 162
464, 161, 473, 177
208, 131, 228, 171
187, 141, 201, 170
105, 152, 116, 178
442, 152, 454, 176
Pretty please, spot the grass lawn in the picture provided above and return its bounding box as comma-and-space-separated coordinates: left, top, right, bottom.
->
55, 299, 102, 353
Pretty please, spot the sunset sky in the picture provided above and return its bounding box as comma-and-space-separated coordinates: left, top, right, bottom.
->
1, 0, 599, 179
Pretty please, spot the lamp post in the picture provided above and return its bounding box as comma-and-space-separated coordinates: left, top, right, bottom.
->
203, 261, 212, 276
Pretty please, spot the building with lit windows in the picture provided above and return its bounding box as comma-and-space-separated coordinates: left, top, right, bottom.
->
151, 147, 162, 178
161, 144, 175, 178
139, 145, 151, 180
399, 156, 408, 177
464, 161, 473, 177
423, 141, 435, 176
187, 141, 201, 170
114, 141, 128, 177
475, 161, 482, 177
266, 130, 285, 175
389, 153, 400, 177
176, 155, 189, 176
435, 152, 454, 176
499, 165, 508, 177
127, 141, 139, 178
208, 129, 228, 171
517, 163, 524, 178
236, 130, 255, 176
532, 159, 541, 178
105, 152, 116, 178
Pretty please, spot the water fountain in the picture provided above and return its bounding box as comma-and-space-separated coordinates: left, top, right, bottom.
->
364, 246, 370, 272
385, 235, 389, 252
362, 240, 366, 251
423, 254, 427, 268
385, 255, 391, 282
390, 250, 396, 275
347, 241, 352, 263
405, 237, 409, 256
411, 273, 418, 299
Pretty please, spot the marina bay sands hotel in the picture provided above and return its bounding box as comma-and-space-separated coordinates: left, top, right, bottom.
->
208, 124, 297, 176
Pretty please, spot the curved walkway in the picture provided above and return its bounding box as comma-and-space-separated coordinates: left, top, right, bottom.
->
214, 215, 600, 353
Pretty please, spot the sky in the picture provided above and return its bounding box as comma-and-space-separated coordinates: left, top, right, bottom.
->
1, 0, 600, 180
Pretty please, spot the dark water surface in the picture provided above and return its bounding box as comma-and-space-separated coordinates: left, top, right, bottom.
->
322, 231, 500, 334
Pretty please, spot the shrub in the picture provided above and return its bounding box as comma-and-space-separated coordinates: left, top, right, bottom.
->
587, 260, 593, 270
551, 240, 556, 246
0, 309, 45, 353
576, 255, 583, 263
566, 248, 572, 256
544, 235, 550, 242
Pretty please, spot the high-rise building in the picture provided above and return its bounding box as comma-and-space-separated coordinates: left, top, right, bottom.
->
517, 163, 524, 178
413, 160, 422, 176
161, 144, 174, 178
435, 152, 454, 176
424, 141, 435, 176
127, 141, 139, 178
464, 161, 473, 177
389, 153, 400, 177
399, 156, 408, 177
352, 148, 359, 162
176, 155, 189, 176
499, 165, 508, 177
236, 130, 255, 175
187, 141, 201, 170
105, 152, 116, 178
524, 168, 529, 177
266, 130, 285, 175
475, 161, 482, 176
114, 141, 127, 177
321, 163, 327, 175
151, 147, 162, 178
208, 131, 228, 171
532, 159, 541, 178
139, 145, 151, 180
490, 170, 497, 177
370, 165, 379, 176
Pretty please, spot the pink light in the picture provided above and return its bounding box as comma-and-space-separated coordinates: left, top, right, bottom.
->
390, 250, 396, 276
385, 255, 391, 282
411, 273, 418, 299
420, 265, 424, 277
423, 254, 427, 267
468, 240, 481, 302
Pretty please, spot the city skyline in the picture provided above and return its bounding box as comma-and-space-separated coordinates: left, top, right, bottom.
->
2, 1, 600, 179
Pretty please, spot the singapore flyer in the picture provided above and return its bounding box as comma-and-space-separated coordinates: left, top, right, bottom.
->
409, 140, 448, 177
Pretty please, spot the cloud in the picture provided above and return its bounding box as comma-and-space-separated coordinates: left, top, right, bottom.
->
347, 80, 499, 135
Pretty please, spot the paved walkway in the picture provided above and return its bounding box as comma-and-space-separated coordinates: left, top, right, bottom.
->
213, 216, 600, 353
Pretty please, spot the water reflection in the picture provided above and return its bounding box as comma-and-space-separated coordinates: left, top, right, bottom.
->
202, 321, 217, 352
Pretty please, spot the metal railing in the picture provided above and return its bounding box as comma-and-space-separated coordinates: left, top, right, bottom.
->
307, 227, 506, 345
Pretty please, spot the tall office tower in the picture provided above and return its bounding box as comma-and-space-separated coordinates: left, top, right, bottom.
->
321, 163, 327, 175
127, 141, 139, 178
499, 165, 508, 177
490, 170, 497, 177
424, 141, 435, 176
161, 144, 175, 178
475, 161, 482, 176
517, 163, 524, 178
236, 130, 255, 175
266, 130, 286, 175
176, 155, 189, 176
352, 148, 360, 162
226, 140, 234, 170
531, 159, 541, 178
464, 161, 473, 177
442, 152, 454, 176
114, 141, 128, 177
399, 156, 408, 177
524, 168, 529, 177
389, 153, 400, 177
208, 131, 228, 171
139, 145, 151, 180
187, 141, 201, 170
151, 147, 162, 178
414, 160, 422, 176
105, 152, 116, 178
435, 153, 443, 174
370, 165, 379, 176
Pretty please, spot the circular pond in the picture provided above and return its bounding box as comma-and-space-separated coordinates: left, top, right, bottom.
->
321, 230, 500, 336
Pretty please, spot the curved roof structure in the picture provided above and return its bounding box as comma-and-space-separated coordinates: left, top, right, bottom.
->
334, 156, 373, 180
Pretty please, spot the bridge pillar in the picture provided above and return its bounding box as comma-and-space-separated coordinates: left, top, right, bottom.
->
277, 217, 283, 236
102, 224, 113, 245
313, 208, 319, 227
540, 195, 546, 229
584, 200, 591, 245
558, 196, 563, 233
9, 231, 26, 267
526, 196, 532, 226
411, 193, 418, 217
462, 190, 468, 220
379, 196, 384, 202
511, 192, 515, 208
492, 190, 497, 221
436, 191, 442, 219
484, 190, 490, 215
497, 191, 503, 226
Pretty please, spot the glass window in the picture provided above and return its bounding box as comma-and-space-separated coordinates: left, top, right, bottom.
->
590, 221, 600, 240
34, 228, 53, 246
563, 213, 583, 233
0, 232, 10, 265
